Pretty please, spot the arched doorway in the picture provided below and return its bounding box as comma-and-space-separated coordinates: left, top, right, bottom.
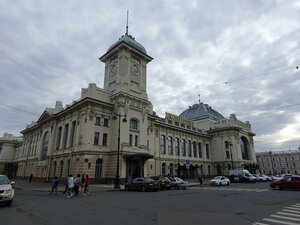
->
216, 165, 222, 175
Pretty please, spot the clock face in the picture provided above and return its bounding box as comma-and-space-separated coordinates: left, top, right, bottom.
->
110, 64, 117, 75
131, 64, 140, 74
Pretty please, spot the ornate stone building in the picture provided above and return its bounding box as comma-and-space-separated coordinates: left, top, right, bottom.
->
10, 31, 258, 182
256, 150, 300, 175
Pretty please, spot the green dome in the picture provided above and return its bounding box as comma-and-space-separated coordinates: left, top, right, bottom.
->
180, 103, 224, 121
107, 34, 147, 54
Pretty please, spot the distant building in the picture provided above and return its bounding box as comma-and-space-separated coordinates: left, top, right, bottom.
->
8, 31, 257, 182
0, 133, 22, 177
256, 150, 300, 175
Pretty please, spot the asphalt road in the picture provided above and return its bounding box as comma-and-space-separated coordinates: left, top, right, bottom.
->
0, 182, 299, 225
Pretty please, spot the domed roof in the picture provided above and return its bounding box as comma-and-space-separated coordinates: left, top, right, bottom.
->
107, 34, 147, 54
180, 103, 225, 121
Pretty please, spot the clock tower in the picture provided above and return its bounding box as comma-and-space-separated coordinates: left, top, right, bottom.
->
99, 33, 153, 100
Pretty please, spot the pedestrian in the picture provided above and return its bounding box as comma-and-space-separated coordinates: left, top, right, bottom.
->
66, 174, 74, 198
29, 174, 33, 183
199, 176, 203, 186
73, 174, 81, 197
83, 174, 91, 195
49, 176, 59, 195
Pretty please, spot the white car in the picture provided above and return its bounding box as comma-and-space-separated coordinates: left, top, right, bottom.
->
169, 177, 188, 189
209, 176, 230, 186
0, 175, 15, 206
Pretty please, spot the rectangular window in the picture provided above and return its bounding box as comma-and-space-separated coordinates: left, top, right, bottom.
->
70, 121, 76, 147
129, 134, 133, 146
94, 132, 100, 145
175, 138, 180, 156
182, 139, 186, 156
95, 116, 101, 125
193, 141, 197, 157
226, 151, 230, 159
63, 124, 69, 148
135, 135, 138, 146
160, 135, 166, 154
168, 136, 173, 155
56, 126, 62, 150
198, 142, 202, 158
188, 140, 192, 157
206, 144, 210, 159
102, 133, 108, 146
103, 118, 109, 127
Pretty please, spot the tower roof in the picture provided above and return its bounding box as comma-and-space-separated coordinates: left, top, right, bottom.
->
180, 103, 225, 121
107, 34, 147, 54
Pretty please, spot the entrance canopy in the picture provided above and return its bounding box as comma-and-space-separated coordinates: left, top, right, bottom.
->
123, 153, 154, 162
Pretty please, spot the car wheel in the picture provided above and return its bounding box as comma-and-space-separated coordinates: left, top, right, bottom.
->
141, 186, 147, 192
274, 185, 281, 190
125, 185, 129, 191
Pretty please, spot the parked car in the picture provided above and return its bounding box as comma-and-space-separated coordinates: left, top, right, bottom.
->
261, 175, 272, 181
149, 176, 171, 190
270, 176, 300, 190
0, 175, 15, 206
125, 177, 160, 192
209, 176, 230, 186
169, 177, 188, 189
273, 174, 293, 180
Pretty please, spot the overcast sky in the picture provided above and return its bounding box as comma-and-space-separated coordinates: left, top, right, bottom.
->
1, 0, 300, 152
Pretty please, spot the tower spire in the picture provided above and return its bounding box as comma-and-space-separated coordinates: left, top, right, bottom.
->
198, 94, 201, 104
125, 10, 129, 35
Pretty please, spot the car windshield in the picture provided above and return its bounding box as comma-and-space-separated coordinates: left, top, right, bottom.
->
0, 176, 10, 185
213, 176, 223, 180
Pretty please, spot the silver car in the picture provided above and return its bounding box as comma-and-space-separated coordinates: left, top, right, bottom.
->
0, 175, 15, 206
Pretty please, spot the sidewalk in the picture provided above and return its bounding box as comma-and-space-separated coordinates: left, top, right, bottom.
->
12, 178, 124, 192
12, 178, 207, 192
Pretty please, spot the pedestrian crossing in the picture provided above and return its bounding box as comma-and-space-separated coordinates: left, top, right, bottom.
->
253, 203, 300, 225
190, 186, 269, 193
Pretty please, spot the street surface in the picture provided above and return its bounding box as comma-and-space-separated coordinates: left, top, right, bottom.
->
0, 182, 299, 225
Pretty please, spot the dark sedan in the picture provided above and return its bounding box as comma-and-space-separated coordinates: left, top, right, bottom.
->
125, 177, 160, 192
270, 175, 300, 190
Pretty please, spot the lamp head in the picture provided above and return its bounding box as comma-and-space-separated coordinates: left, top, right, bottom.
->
112, 114, 117, 120
122, 116, 127, 123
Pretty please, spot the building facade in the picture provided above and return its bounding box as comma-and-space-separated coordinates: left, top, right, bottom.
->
7, 32, 257, 182
256, 150, 300, 175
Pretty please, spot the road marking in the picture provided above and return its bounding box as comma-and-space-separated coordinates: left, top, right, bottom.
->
283, 209, 300, 214
284, 207, 300, 211
253, 222, 269, 225
263, 218, 300, 225
255, 203, 300, 225
192, 186, 269, 192
277, 212, 300, 217
270, 214, 300, 222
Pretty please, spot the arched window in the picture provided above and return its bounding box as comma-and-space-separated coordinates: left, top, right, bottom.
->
240, 136, 250, 160
95, 159, 103, 177
41, 132, 49, 160
130, 118, 139, 131
162, 163, 166, 176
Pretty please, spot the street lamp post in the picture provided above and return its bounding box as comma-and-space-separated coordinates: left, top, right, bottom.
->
112, 112, 127, 189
